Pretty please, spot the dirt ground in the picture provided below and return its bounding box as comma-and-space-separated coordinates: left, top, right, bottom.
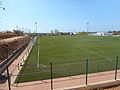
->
105, 86, 120, 90
0, 34, 17, 39
0, 36, 29, 63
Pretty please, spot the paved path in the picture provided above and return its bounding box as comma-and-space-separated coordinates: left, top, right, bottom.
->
2, 64, 120, 90
9, 70, 120, 90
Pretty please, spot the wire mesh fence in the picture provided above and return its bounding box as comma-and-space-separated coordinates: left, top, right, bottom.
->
4, 56, 119, 90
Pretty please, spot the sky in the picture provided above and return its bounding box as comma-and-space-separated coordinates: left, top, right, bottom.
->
1, 0, 120, 33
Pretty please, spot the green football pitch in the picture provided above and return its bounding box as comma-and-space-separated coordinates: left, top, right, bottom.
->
16, 35, 120, 83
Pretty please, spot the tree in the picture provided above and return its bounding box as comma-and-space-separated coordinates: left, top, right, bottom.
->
13, 30, 24, 36
77, 32, 87, 35
108, 31, 112, 33
0, 1, 5, 10
54, 29, 59, 35
112, 31, 120, 35
6, 31, 12, 34
51, 30, 54, 34
50, 29, 60, 35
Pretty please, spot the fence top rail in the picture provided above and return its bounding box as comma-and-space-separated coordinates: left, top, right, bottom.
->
46, 57, 116, 64
22, 59, 116, 69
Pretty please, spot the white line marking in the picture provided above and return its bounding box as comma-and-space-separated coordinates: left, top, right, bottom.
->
67, 38, 112, 61
72, 44, 112, 61
37, 46, 40, 68
40, 64, 47, 67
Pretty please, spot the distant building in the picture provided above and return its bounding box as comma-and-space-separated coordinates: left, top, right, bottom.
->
88, 32, 97, 35
59, 32, 71, 35
96, 32, 113, 36
73, 32, 77, 35
70, 32, 73, 35
104, 32, 113, 36
95, 32, 106, 35
88, 32, 113, 36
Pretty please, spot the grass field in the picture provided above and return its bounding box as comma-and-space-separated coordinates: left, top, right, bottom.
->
16, 35, 120, 83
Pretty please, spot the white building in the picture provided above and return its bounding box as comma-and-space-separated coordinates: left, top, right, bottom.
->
88, 32, 97, 35
70, 32, 77, 35
95, 32, 113, 36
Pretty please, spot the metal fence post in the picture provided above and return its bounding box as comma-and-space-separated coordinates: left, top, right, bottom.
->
23, 56, 24, 62
115, 56, 118, 80
18, 63, 19, 70
86, 59, 88, 85
50, 62, 53, 90
6, 66, 11, 90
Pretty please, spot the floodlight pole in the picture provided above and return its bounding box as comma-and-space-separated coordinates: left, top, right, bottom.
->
35, 22, 37, 34
87, 22, 89, 33
16, 25, 18, 30
89, 25, 91, 32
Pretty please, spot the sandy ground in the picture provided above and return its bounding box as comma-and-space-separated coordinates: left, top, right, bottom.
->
1, 39, 120, 90
105, 86, 120, 90
0, 36, 27, 44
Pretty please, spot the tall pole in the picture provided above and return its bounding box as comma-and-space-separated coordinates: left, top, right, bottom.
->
90, 25, 91, 32
35, 22, 37, 34
115, 56, 118, 80
86, 59, 88, 85
50, 62, 53, 90
6, 66, 11, 90
16, 25, 18, 30
87, 22, 89, 33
